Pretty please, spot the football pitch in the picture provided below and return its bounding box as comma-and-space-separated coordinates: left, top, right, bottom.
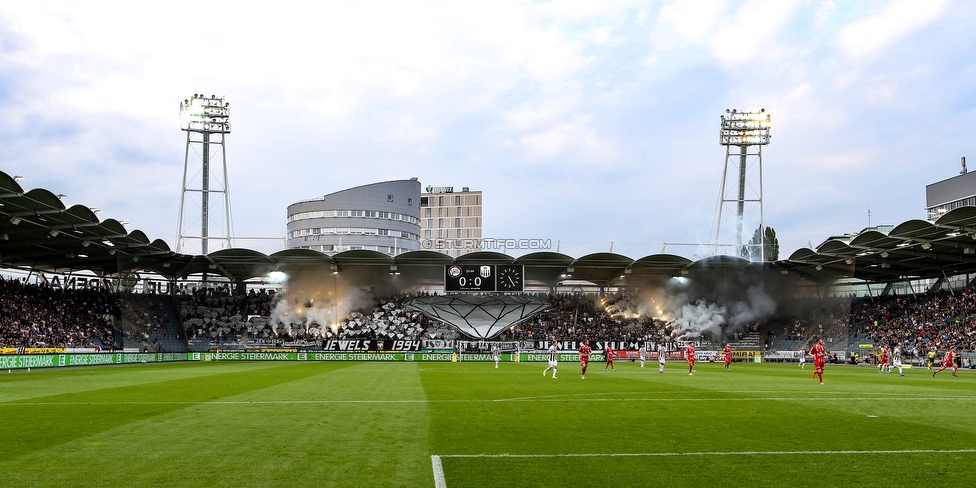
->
1, 360, 974, 487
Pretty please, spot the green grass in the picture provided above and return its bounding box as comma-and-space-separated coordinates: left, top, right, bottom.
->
1, 360, 974, 487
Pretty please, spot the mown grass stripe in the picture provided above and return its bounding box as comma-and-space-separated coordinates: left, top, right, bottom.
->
5, 395, 976, 405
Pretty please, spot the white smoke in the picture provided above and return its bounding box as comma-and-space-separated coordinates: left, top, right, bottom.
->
728, 284, 778, 327
269, 286, 379, 337
338, 287, 376, 319
669, 299, 727, 339
305, 307, 331, 328
269, 299, 291, 336
662, 282, 777, 340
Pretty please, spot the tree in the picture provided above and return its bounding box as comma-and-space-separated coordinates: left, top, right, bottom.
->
741, 225, 779, 262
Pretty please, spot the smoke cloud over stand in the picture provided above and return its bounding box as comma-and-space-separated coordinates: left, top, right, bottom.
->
620, 259, 817, 342
268, 263, 436, 338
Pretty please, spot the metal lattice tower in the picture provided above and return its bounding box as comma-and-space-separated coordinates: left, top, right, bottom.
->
713, 108, 771, 261
176, 94, 234, 254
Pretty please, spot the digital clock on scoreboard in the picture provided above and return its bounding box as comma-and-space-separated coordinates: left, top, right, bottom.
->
444, 264, 524, 292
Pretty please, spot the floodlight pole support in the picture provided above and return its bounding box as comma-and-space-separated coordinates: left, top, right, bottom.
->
713, 109, 770, 262
176, 95, 234, 255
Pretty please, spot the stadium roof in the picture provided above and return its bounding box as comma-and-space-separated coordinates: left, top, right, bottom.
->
6, 169, 976, 286
0, 171, 178, 276
781, 206, 976, 283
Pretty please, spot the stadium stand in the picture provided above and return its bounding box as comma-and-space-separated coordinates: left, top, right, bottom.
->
117, 294, 183, 352
848, 289, 976, 354
177, 289, 449, 351
505, 293, 670, 343
0, 276, 117, 349
3, 270, 976, 358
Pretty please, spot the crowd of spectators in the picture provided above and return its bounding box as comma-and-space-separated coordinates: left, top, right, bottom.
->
325, 298, 443, 341
764, 299, 853, 350
6, 271, 976, 355
848, 288, 976, 355
180, 287, 276, 343
760, 290, 976, 358
0, 276, 117, 349
178, 289, 448, 344
117, 294, 173, 348
505, 293, 671, 343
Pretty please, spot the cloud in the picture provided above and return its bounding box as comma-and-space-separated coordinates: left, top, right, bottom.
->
711, 0, 800, 65
392, 117, 439, 142
658, 0, 724, 43
503, 86, 581, 130
836, 0, 947, 58
537, 0, 646, 20
814, 1, 835, 27
501, 26, 594, 82
518, 115, 619, 163
585, 25, 617, 46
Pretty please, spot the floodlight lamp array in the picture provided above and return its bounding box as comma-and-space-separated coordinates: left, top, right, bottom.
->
180, 94, 231, 133
720, 108, 770, 146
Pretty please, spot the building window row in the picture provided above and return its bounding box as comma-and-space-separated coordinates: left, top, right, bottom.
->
423, 207, 480, 218
288, 209, 420, 225
298, 244, 406, 254
290, 228, 419, 240
420, 195, 480, 207
928, 196, 976, 220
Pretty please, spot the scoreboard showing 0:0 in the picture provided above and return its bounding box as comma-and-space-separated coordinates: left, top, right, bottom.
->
444, 264, 524, 292
445, 264, 495, 291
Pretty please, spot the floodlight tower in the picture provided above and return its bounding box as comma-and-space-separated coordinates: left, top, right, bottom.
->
713, 108, 771, 261
176, 94, 234, 254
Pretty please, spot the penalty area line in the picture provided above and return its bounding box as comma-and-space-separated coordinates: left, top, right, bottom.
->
431, 455, 447, 488
437, 448, 976, 459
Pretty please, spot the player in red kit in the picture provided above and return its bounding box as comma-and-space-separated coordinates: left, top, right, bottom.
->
878, 346, 890, 374
579, 340, 592, 379
686, 343, 696, 375
723, 344, 732, 370
932, 347, 958, 377
810, 338, 826, 385
604, 345, 615, 371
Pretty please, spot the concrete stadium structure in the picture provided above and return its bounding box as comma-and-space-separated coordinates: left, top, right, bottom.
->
286, 179, 422, 256
4, 169, 976, 296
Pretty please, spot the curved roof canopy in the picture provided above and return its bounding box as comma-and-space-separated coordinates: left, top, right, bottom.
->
0, 173, 178, 276
7, 169, 976, 286
781, 206, 976, 282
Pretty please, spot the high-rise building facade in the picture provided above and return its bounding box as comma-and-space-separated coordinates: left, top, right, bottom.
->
286, 180, 421, 255
419, 186, 482, 258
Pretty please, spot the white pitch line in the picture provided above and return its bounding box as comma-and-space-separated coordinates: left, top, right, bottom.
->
437, 448, 976, 459
431, 455, 447, 488
3, 396, 976, 406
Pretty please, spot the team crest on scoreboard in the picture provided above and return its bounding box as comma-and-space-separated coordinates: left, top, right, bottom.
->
480, 266, 491, 278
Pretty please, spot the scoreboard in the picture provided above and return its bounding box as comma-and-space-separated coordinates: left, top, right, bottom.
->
444, 264, 524, 292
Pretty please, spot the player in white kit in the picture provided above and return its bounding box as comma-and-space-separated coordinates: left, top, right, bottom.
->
799, 350, 806, 369
543, 340, 558, 379
639, 343, 646, 368
893, 344, 904, 376
492, 343, 501, 368
657, 342, 667, 373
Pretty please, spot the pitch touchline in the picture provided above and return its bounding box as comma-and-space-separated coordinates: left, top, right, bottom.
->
3, 396, 976, 406
437, 448, 976, 459
431, 450, 976, 487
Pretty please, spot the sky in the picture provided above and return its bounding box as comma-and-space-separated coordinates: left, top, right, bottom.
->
1, 0, 974, 261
